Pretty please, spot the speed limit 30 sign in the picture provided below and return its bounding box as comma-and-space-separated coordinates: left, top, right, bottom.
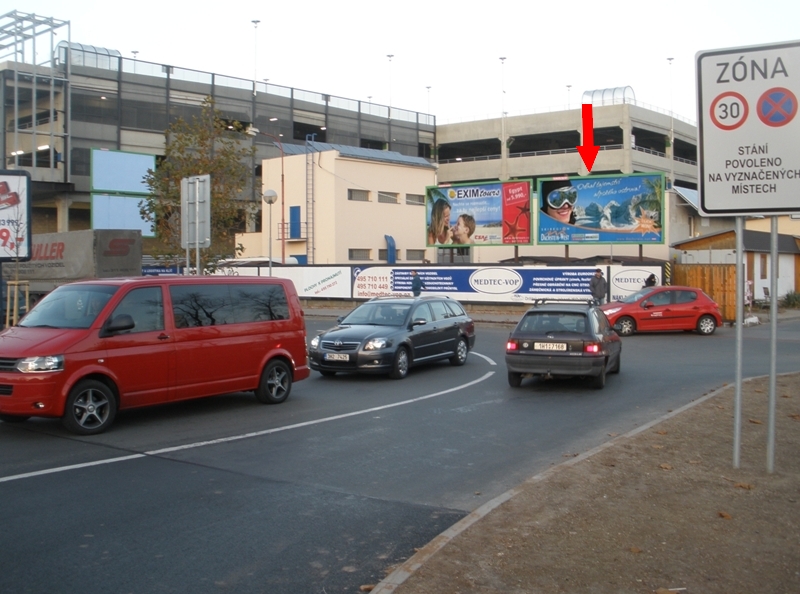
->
697, 41, 800, 215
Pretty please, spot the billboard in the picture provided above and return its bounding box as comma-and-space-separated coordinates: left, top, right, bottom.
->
0, 170, 32, 262
537, 173, 665, 245
426, 180, 532, 247
91, 149, 155, 237
91, 149, 154, 194
349, 265, 661, 303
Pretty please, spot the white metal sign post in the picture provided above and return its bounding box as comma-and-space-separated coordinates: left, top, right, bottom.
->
180, 175, 211, 275
697, 40, 800, 473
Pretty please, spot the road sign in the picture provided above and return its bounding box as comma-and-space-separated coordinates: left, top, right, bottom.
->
697, 40, 800, 216
756, 87, 797, 127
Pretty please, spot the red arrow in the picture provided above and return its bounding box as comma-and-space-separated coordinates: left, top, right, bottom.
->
577, 103, 600, 172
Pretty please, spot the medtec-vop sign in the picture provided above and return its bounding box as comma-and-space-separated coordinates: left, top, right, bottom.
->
697, 40, 800, 215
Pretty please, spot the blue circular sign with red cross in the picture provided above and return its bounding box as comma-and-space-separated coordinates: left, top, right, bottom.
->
757, 87, 797, 127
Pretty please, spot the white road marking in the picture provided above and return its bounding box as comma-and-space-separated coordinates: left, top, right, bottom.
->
0, 371, 495, 484
471, 351, 497, 365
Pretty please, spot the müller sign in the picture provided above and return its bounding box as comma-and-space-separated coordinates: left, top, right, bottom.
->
697, 40, 800, 216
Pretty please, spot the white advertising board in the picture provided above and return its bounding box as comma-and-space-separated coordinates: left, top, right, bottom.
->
0, 170, 32, 262
697, 41, 800, 215
214, 266, 351, 299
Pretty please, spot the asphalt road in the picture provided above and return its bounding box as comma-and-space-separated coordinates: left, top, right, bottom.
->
1, 318, 799, 594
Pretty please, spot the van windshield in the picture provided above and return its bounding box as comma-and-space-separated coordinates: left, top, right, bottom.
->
20, 285, 119, 329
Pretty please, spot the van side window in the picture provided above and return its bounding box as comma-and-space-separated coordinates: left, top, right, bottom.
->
170, 285, 236, 328
170, 283, 289, 328
233, 285, 289, 322
110, 287, 164, 333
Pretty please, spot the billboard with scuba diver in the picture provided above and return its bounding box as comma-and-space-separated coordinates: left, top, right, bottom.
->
537, 173, 665, 245
426, 180, 533, 247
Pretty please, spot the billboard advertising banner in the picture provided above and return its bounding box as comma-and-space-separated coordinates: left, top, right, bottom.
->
537, 173, 665, 245
215, 264, 662, 303
353, 266, 597, 303
426, 180, 532, 247
91, 149, 154, 194
0, 170, 32, 262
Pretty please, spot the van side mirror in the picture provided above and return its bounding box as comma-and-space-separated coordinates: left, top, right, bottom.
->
100, 314, 135, 337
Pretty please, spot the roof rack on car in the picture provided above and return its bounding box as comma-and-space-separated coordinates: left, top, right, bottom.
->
531, 298, 595, 306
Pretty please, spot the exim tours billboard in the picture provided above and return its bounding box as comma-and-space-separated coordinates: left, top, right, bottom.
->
426, 180, 532, 247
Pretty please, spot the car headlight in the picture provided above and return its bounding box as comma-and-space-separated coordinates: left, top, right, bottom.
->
310, 336, 320, 349
16, 355, 64, 373
364, 338, 389, 351
604, 307, 622, 315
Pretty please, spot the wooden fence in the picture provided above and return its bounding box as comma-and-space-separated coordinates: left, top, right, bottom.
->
672, 264, 736, 322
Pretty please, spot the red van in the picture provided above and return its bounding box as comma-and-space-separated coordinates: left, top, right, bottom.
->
0, 276, 309, 434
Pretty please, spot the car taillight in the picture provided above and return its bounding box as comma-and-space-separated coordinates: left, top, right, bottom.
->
584, 343, 601, 354
506, 340, 519, 351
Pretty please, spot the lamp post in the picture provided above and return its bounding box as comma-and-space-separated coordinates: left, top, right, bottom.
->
263, 189, 278, 276
252, 20, 260, 96
667, 57, 675, 191
247, 126, 286, 264
386, 54, 394, 108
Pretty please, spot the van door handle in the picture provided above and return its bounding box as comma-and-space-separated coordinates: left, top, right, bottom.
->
157, 333, 171, 340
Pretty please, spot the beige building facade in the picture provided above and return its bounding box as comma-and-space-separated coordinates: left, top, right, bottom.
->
239, 144, 437, 265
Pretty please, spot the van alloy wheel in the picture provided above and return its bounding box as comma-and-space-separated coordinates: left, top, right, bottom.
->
256, 360, 292, 404
62, 380, 117, 435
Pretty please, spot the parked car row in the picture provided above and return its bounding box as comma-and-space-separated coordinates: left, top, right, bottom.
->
0, 276, 721, 434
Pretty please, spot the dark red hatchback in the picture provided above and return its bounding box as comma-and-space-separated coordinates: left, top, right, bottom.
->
601, 285, 723, 336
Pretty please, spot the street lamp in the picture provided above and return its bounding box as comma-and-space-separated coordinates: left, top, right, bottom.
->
247, 126, 286, 264
387, 54, 394, 108
252, 20, 260, 96
667, 57, 675, 191
263, 189, 278, 276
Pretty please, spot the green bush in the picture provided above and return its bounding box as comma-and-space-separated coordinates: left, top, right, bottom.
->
781, 291, 800, 309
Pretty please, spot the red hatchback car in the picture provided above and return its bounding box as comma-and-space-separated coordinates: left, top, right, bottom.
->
600, 285, 723, 336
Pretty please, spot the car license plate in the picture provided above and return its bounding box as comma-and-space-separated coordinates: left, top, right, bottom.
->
325, 353, 349, 361
534, 342, 566, 351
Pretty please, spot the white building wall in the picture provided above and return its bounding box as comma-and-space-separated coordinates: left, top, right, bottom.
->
248, 149, 436, 265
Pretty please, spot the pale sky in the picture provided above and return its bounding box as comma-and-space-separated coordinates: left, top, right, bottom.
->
13, 0, 800, 125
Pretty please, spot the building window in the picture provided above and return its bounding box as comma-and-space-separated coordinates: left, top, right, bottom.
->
349, 249, 371, 260
406, 249, 426, 261
760, 254, 767, 279
71, 147, 91, 176
378, 191, 398, 204
72, 92, 119, 126
378, 249, 400, 261
361, 138, 385, 150
406, 194, 425, 206
348, 189, 370, 202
